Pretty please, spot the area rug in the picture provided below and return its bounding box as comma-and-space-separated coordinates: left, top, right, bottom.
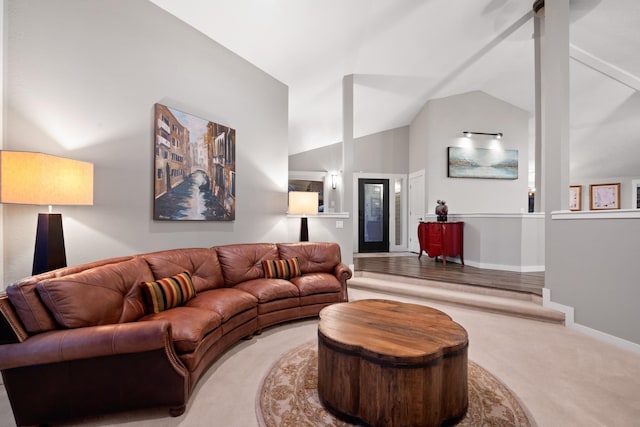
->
256, 341, 532, 426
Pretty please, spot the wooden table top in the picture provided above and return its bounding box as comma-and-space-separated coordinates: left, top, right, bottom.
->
318, 299, 468, 365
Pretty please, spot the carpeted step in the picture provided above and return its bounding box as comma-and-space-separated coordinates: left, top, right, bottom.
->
348, 273, 565, 324
355, 271, 541, 302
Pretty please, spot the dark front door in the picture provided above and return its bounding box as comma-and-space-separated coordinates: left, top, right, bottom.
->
358, 178, 389, 253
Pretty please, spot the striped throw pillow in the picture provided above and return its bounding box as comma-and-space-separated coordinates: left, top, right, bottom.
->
262, 258, 301, 280
141, 271, 196, 314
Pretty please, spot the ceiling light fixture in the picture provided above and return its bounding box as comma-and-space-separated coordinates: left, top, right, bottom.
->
463, 131, 503, 139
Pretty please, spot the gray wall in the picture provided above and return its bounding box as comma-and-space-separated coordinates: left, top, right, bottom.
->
3, 0, 289, 284
353, 126, 409, 174
289, 126, 410, 175
410, 91, 531, 214
288, 125, 410, 214
289, 142, 342, 174
288, 126, 410, 265
427, 213, 545, 272
547, 217, 640, 344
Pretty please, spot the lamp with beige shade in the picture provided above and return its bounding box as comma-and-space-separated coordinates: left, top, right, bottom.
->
288, 191, 318, 242
0, 151, 93, 274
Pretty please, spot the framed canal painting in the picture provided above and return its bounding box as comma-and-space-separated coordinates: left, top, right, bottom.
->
153, 103, 236, 220
447, 146, 518, 180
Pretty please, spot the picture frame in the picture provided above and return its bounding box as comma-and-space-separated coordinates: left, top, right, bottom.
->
569, 185, 582, 211
589, 183, 620, 210
447, 146, 518, 180
632, 179, 640, 209
153, 103, 236, 221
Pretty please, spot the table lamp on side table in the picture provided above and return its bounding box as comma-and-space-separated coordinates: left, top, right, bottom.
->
0, 151, 94, 275
288, 191, 318, 242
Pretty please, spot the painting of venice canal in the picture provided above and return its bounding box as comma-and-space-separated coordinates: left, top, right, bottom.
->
153, 103, 235, 220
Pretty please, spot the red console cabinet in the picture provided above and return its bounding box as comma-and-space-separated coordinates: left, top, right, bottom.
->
418, 221, 464, 265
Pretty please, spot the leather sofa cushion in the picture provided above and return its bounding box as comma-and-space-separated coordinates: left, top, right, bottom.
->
216, 243, 279, 287
36, 257, 153, 329
277, 242, 341, 274
185, 288, 257, 322
234, 278, 299, 303
6, 256, 134, 334
139, 307, 222, 353
143, 248, 224, 293
289, 272, 342, 296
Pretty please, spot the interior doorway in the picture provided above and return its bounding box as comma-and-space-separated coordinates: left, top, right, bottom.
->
358, 178, 389, 252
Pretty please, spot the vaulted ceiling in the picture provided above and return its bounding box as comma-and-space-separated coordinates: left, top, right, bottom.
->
149, 0, 640, 180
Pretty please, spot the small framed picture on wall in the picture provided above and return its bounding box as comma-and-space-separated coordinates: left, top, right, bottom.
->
589, 183, 620, 210
633, 179, 640, 209
569, 186, 581, 211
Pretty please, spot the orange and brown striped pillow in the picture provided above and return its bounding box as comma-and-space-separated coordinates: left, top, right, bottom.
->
262, 258, 301, 280
141, 271, 196, 314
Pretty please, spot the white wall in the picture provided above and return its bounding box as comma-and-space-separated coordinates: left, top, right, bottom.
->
286, 214, 353, 267
0, 0, 5, 286
410, 91, 531, 214
570, 176, 640, 211
422, 213, 545, 272
547, 213, 640, 345
3, 0, 289, 284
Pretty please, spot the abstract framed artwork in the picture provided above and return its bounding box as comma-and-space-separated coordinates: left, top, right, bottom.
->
569, 185, 582, 211
589, 183, 620, 210
153, 103, 236, 220
447, 147, 518, 179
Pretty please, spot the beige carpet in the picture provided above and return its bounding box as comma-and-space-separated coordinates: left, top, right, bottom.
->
257, 341, 532, 427
1, 285, 639, 426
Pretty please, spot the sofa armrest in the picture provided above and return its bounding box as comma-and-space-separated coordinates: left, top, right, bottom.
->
0, 294, 29, 344
0, 320, 175, 370
333, 262, 353, 301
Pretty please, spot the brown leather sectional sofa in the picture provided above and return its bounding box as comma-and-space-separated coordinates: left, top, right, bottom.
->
0, 241, 351, 426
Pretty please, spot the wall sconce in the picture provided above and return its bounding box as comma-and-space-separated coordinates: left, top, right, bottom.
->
0, 151, 94, 274
288, 191, 318, 242
463, 131, 503, 139
331, 174, 337, 190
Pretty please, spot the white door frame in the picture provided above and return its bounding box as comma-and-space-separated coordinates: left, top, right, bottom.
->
353, 172, 408, 253
408, 170, 425, 254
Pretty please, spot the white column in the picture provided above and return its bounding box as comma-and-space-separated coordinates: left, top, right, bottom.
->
533, 11, 543, 212
541, 0, 570, 214
342, 75, 355, 259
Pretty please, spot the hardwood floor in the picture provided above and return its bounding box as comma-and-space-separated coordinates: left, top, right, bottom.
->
353, 253, 545, 296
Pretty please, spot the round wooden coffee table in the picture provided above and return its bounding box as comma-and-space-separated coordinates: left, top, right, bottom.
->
317, 299, 468, 427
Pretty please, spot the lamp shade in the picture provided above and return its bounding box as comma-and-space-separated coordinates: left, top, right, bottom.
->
288, 191, 318, 215
0, 151, 93, 206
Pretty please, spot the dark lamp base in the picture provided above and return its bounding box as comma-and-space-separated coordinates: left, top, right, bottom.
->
32, 213, 67, 275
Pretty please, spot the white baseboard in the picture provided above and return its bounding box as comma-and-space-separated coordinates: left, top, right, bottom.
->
463, 259, 545, 273
543, 288, 640, 354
